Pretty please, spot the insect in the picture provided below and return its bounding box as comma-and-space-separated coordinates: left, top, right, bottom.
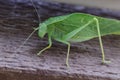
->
21, 0, 120, 68
31, 13, 120, 67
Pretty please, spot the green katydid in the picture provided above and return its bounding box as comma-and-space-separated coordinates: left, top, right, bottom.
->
34, 13, 120, 67
20, 0, 120, 68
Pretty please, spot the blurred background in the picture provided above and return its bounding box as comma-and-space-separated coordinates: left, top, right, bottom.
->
46, 0, 120, 11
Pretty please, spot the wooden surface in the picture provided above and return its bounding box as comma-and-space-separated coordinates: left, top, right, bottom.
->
0, 0, 120, 80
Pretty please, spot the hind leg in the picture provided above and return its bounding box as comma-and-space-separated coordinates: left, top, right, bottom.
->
94, 18, 111, 63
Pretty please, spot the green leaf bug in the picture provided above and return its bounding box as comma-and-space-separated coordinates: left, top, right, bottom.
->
33, 13, 120, 67
19, 0, 120, 68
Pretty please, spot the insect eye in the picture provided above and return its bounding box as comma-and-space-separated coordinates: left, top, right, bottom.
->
38, 23, 47, 38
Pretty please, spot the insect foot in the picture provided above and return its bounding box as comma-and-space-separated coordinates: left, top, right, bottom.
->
102, 60, 111, 64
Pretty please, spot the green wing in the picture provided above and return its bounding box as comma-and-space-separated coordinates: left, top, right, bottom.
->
42, 13, 120, 42
67, 13, 120, 42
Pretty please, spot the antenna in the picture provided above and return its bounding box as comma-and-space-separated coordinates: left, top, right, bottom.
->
15, 0, 41, 52
30, 0, 41, 23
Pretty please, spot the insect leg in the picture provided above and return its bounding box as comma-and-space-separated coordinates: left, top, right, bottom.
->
63, 19, 95, 40
94, 18, 111, 63
55, 39, 70, 68
37, 36, 52, 55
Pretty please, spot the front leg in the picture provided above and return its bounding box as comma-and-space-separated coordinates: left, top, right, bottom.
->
37, 36, 52, 55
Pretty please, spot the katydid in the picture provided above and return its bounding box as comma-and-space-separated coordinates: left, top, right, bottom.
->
35, 13, 120, 67
21, 0, 120, 67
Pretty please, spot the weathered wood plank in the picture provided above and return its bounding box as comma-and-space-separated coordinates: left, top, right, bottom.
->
0, 0, 120, 80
